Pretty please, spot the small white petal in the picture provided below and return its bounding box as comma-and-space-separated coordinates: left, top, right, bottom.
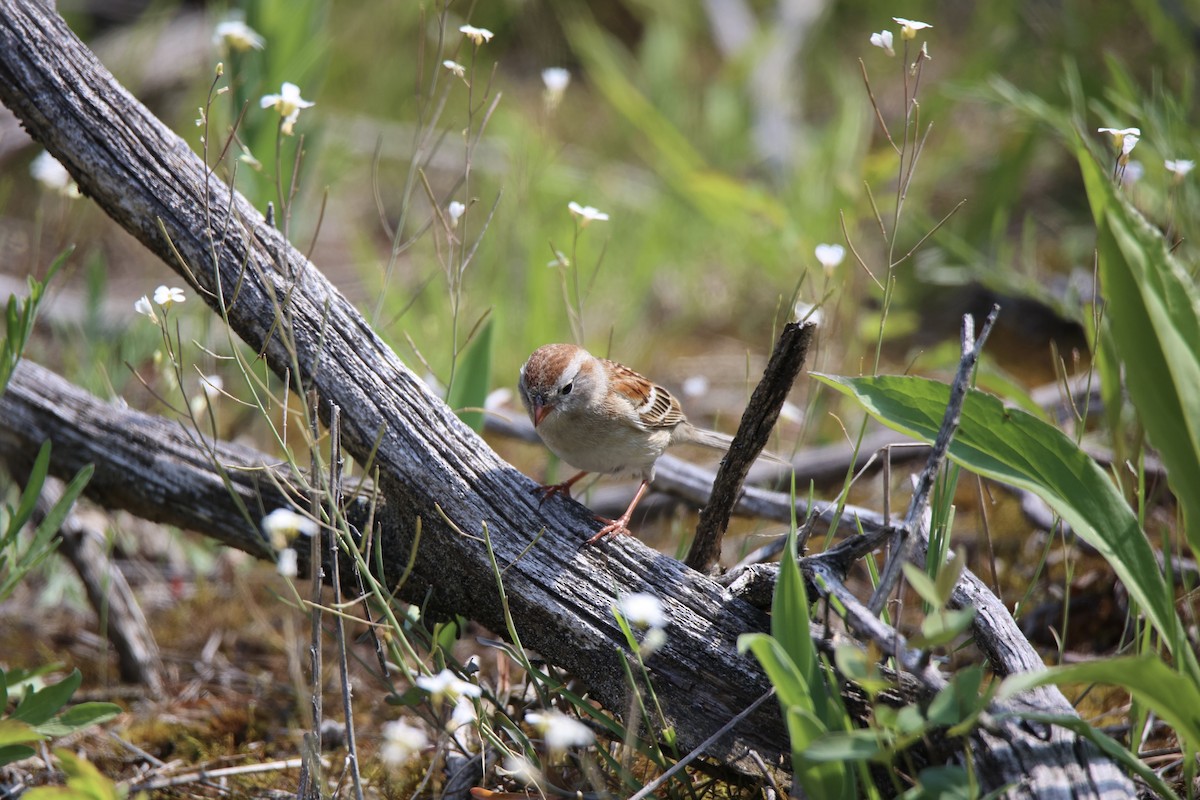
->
869, 30, 895, 56
262, 508, 319, 549
814, 243, 846, 270
567, 201, 609, 225
276, 547, 298, 578
213, 19, 265, 52
617, 593, 666, 630
134, 296, 157, 322
379, 720, 429, 766
459, 25, 494, 45
1165, 158, 1195, 178
893, 17, 932, 39
442, 60, 466, 78
681, 375, 709, 398
526, 711, 594, 752
541, 67, 571, 93
153, 285, 187, 308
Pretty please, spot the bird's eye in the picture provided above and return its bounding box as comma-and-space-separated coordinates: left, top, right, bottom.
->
560, 382, 573, 395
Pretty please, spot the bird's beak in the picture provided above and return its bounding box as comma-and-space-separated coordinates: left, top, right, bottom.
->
533, 401, 551, 427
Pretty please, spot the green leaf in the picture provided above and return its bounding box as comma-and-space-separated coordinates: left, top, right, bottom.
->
12, 669, 82, 726
738, 633, 810, 711
446, 314, 493, 433
0, 744, 37, 768
1076, 136, 1200, 549
999, 656, 1200, 758
30, 462, 94, 555
912, 608, 976, 650
774, 524, 824, 719
23, 749, 123, 800
802, 729, 886, 762
9, 440, 51, 536
927, 666, 985, 729
813, 372, 1195, 678
901, 562, 942, 609
37, 702, 122, 737
0, 719, 45, 748
902, 766, 973, 800
787, 708, 853, 800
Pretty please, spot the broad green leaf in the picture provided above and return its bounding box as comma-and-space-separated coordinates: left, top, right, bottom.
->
446, 314, 492, 433
738, 633, 810, 711
912, 608, 976, 650
0, 744, 37, 768
999, 656, 1200, 758
1010, 710, 1180, 800
814, 372, 1195, 678
37, 702, 122, 737
802, 729, 886, 762
0, 719, 44, 748
774, 524, 824, 719
901, 562, 942, 608
1076, 136, 1200, 548
787, 708, 852, 800
23, 749, 122, 800
926, 667, 985, 729
12, 669, 82, 726
904, 766, 973, 800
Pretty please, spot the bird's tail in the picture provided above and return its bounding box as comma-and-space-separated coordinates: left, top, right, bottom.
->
680, 425, 790, 465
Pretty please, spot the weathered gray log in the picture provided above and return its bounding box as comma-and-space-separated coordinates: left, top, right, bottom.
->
0, 3, 1138, 796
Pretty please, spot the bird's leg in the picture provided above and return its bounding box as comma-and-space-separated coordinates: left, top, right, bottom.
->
533, 470, 588, 507
585, 479, 650, 546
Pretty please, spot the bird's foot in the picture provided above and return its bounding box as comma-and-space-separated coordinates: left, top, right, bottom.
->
532, 480, 574, 508
584, 514, 633, 546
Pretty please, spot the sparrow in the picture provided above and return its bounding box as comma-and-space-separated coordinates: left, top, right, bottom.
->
518, 343, 734, 544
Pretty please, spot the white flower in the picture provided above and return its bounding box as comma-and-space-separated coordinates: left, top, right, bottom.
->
526, 711, 594, 753
542, 67, 570, 110
30, 151, 81, 198
447, 200, 466, 227
567, 201, 609, 226
448, 696, 476, 732
153, 285, 186, 308
547, 249, 570, 268
1120, 133, 1140, 159
379, 720, 429, 766
134, 295, 157, 323
869, 30, 895, 56
1098, 127, 1140, 158
617, 593, 666, 630
442, 60, 466, 78
1121, 160, 1144, 187
200, 374, 224, 400
416, 669, 482, 704
213, 18, 265, 52
276, 547, 298, 578
893, 17, 932, 40
262, 508, 319, 550
814, 243, 846, 271
260, 82, 314, 136
793, 300, 824, 326
1165, 159, 1195, 179
501, 754, 543, 787
459, 25, 493, 45
681, 375, 709, 398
